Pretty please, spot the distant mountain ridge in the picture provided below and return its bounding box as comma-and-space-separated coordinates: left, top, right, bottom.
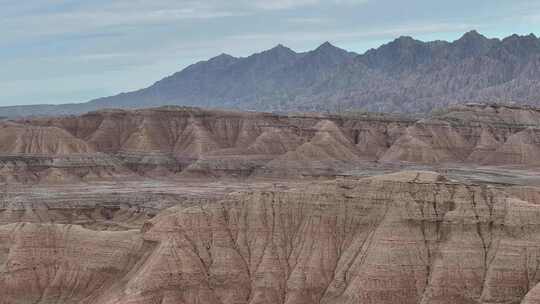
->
3, 30, 540, 117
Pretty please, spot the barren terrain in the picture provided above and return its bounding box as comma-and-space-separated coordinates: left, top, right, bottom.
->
2, 104, 540, 303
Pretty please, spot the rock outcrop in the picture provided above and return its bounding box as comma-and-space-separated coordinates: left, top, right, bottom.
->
0, 223, 149, 304
2, 171, 540, 303
0, 122, 93, 155
380, 104, 540, 166
2, 104, 540, 183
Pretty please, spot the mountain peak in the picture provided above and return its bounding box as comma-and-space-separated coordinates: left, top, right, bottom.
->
295, 41, 356, 66
213, 53, 235, 60
497, 33, 540, 58
451, 30, 495, 57
460, 30, 485, 40
455, 30, 492, 45
386, 35, 425, 52
206, 53, 238, 65
314, 41, 348, 55
394, 36, 417, 43
263, 44, 297, 56
502, 33, 539, 42
272, 44, 291, 51
317, 41, 335, 50
386, 36, 422, 50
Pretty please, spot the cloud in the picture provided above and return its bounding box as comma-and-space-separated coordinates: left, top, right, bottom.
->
0, 1, 244, 40
287, 17, 332, 25
249, 0, 320, 10
248, 0, 368, 10
0, 0, 372, 45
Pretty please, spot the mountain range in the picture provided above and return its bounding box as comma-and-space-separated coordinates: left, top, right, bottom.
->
3, 30, 540, 117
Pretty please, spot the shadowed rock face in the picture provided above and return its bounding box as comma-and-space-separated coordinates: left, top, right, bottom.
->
1, 104, 540, 183
2, 171, 540, 303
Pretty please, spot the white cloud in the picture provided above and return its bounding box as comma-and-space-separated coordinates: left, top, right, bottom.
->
249, 0, 319, 10
248, 0, 368, 10
0, 1, 243, 40
0, 0, 373, 42
287, 17, 332, 25
0, 0, 371, 43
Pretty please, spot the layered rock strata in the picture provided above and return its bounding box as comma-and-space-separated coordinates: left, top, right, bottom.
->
3, 104, 540, 183
2, 171, 540, 303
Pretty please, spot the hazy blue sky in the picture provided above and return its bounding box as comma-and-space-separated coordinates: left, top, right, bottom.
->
1, 0, 539, 106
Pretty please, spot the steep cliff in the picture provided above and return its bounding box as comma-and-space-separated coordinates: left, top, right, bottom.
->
2, 171, 540, 303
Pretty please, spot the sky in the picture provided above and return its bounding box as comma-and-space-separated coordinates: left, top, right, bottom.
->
1, 0, 540, 106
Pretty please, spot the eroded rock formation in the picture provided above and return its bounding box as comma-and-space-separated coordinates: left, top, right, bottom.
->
2, 171, 540, 303
1, 103, 540, 183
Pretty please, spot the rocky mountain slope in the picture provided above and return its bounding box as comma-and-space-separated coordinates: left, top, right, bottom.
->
3, 171, 540, 303
3, 31, 540, 117
0, 103, 539, 183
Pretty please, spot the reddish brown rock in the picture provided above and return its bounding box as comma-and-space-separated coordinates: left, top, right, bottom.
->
1, 171, 540, 303
0, 122, 93, 155
2, 104, 540, 183
0, 223, 148, 304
